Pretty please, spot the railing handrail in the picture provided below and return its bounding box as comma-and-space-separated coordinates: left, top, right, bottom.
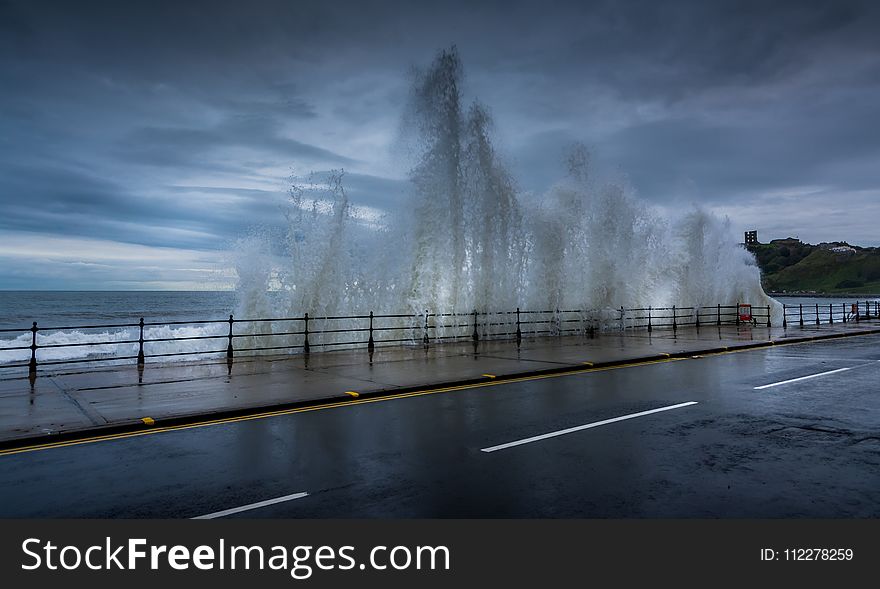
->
0, 304, 743, 334
2, 300, 877, 375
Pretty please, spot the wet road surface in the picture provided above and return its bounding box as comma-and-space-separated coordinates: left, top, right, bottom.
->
1, 334, 878, 518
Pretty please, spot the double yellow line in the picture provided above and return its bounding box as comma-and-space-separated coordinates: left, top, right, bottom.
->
2, 330, 875, 458
0, 356, 682, 458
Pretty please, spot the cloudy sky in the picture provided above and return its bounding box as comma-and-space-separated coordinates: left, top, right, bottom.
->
1, 0, 879, 289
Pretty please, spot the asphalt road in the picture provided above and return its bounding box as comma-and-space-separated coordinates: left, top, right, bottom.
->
1, 334, 878, 518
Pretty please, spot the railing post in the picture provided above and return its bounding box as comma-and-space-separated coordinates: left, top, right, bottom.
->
799, 303, 804, 327
842, 303, 846, 323
672, 305, 677, 332
226, 314, 234, 359
28, 321, 37, 376
647, 306, 653, 332
736, 303, 740, 326
815, 303, 820, 326
303, 313, 310, 354
694, 306, 700, 329
766, 305, 771, 328
472, 310, 479, 342
137, 317, 145, 365
424, 310, 430, 346
782, 304, 787, 329
619, 306, 625, 331
516, 307, 522, 343
828, 303, 833, 324
368, 311, 375, 352
717, 304, 721, 326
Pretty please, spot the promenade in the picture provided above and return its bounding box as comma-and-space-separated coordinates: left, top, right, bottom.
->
2, 319, 878, 448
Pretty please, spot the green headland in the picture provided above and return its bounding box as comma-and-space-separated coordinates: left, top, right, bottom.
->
747, 236, 880, 295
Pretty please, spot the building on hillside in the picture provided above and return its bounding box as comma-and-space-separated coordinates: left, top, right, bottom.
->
769, 237, 801, 246
744, 230, 758, 245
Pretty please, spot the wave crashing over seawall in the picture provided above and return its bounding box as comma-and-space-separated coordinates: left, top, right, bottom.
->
235, 48, 775, 324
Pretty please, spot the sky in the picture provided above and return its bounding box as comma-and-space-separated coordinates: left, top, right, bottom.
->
1, 0, 879, 290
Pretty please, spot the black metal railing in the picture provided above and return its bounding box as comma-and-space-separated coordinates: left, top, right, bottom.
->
2, 300, 874, 376
781, 300, 880, 328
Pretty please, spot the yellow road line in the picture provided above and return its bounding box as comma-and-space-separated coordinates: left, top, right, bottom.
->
0, 357, 682, 457
1, 332, 874, 457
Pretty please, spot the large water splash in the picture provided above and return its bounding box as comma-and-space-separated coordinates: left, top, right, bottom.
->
235, 47, 776, 325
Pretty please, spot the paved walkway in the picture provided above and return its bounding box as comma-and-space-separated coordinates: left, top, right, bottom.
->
1, 320, 878, 445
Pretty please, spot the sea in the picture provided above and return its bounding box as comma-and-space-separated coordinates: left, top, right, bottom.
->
0, 291, 237, 331
0, 291, 237, 368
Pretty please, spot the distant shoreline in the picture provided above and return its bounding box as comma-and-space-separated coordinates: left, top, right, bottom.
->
769, 292, 880, 299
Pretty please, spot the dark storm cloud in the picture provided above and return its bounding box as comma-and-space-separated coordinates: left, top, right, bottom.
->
595, 78, 880, 201
120, 116, 357, 169
1, 0, 879, 288
550, 0, 869, 98
0, 164, 274, 249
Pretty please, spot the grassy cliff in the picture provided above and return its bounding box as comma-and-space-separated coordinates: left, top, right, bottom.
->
749, 240, 880, 294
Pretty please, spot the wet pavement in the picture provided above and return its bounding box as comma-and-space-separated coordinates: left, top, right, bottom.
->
0, 330, 878, 517
1, 320, 878, 444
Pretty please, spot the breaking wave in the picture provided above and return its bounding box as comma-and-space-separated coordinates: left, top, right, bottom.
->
0, 324, 227, 368
234, 48, 777, 334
